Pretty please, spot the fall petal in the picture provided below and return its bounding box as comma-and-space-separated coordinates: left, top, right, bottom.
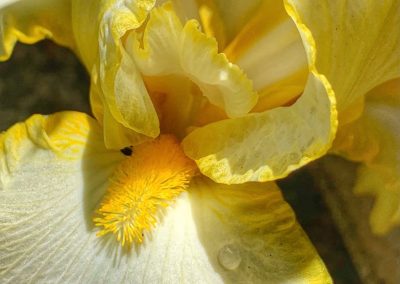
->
0, 0, 74, 61
0, 112, 330, 283
188, 177, 332, 283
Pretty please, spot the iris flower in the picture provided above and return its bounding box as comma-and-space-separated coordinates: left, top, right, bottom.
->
0, 0, 398, 282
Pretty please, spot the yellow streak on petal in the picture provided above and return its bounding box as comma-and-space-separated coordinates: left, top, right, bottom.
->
197, 0, 226, 49
223, 1, 286, 62
252, 69, 306, 112
94, 135, 197, 246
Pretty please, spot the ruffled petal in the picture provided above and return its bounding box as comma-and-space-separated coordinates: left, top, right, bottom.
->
72, 0, 158, 149
0, 112, 330, 283
0, 0, 75, 61
183, 23, 337, 183
332, 79, 400, 234
127, 3, 257, 119
285, 0, 400, 123
188, 178, 332, 283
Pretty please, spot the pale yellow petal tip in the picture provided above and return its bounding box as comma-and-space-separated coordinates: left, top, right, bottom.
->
1, 111, 99, 159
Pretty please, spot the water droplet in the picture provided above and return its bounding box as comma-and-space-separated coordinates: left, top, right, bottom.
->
218, 244, 241, 270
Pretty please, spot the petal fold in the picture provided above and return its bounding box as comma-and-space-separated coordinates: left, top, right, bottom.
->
0, 0, 75, 61
72, 0, 158, 149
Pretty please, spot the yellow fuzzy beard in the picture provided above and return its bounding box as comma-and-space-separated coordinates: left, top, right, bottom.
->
94, 135, 197, 247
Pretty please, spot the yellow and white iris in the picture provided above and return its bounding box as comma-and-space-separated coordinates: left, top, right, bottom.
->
0, 0, 399, 282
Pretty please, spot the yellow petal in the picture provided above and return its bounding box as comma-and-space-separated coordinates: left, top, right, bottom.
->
196, 0, 264, 46
0, 0, 75, 61
189, 178, 332, 283
183, 22, 337, 183
285, 0, 400, 123
72, 0, 158, 149
223, 0, 308, 111
0, 113, 330, 282
159, 0, 201, 24
127, 3, 257, 119
332, 79, 400, 234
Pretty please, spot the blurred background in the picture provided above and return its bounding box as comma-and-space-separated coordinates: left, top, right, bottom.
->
1, 41, 396, 284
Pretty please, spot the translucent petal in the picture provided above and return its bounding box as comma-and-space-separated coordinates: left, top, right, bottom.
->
0, 112, 331, 282
127, 3, 257, 119
0, 0, 74, 61
71, 0, 158, 149
332, 79, 400, 234
188, 178, 332, 283
285, 0, 400, 123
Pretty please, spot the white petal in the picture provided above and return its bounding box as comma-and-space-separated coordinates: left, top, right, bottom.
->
0, 112, 222, 283
0, 112, 330, 283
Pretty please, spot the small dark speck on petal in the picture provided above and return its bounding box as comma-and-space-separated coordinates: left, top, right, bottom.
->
121, 146, 133, 156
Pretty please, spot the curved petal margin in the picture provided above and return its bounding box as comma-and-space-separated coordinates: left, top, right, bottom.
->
0, 0, 75, 61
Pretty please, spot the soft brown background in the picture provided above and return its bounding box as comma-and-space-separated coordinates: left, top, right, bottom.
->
0, 41, 361, 283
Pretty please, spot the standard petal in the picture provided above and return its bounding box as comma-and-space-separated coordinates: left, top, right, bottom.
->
72, 0, 159, 149
0, 0, 74, 61
183, 74, 336, 184
285, 0, 400, 123
182, 0, 338, 184
127, 3, 257, 119
188, 177, 332, 283
331, 79, 400, 234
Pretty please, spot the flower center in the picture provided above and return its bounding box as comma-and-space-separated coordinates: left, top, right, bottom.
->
94, 135, 197, 247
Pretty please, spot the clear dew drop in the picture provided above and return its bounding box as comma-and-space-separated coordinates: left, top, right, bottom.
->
218, 244, 242, 270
